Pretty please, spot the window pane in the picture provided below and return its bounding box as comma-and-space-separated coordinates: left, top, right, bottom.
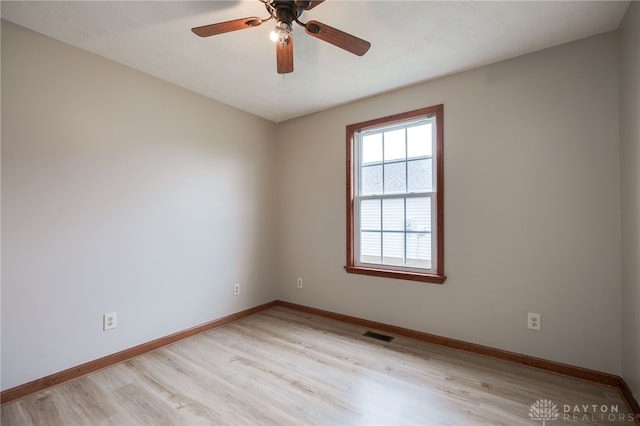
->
382, 232, 404, 266
360, 231, 381, 263
384, 129, 406, 161
406, 233, 431, 267
383, 162, 406, 193
362, 133, 382, 164
407, 158, 432, 192
361, 199, 381, 230
382, 198, 404, 231
407, 123, 432, 158
406, 197, 431, 232
361, 165, 382, 195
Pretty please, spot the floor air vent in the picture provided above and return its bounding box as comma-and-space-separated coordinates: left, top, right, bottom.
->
363, 331, 395, 342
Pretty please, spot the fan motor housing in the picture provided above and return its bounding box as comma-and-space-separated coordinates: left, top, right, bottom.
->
271, 1, 302, 23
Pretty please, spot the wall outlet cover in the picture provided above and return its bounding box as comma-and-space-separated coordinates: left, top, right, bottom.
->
103, 312, 117, 331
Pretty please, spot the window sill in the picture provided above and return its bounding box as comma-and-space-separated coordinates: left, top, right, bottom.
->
344, 265, 446, 284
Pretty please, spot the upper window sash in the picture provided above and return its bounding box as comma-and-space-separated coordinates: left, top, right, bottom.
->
354, 116, 437, 198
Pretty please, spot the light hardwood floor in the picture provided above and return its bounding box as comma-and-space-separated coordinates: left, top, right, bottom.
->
1, 306, 636, 425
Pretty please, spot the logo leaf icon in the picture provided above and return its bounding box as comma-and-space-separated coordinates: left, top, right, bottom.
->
529, 399, 559, 426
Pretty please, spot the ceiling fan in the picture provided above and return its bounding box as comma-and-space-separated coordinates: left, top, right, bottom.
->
191, 0, 371, 74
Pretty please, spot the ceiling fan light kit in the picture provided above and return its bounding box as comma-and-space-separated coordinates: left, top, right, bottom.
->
191, 0, 371, 74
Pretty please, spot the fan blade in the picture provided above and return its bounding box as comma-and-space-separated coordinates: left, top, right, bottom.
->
296, 0, 325, 10
276, 37, 294, 74
305, 20, 370, 56
192, 17, 262, 37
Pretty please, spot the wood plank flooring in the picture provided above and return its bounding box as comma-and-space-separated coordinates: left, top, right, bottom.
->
1, 306, 636, 425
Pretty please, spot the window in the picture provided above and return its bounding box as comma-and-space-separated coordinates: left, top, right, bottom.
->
346, 105, 445, 283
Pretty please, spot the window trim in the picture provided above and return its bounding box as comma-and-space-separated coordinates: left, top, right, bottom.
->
345, 104, 445, 284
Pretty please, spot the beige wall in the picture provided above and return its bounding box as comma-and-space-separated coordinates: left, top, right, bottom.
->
620, 1, 640, 399
277, 31, 622, 374
1, 21, 278, 391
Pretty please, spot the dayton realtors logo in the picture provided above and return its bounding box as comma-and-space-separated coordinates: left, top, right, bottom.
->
529, 399, 559, 425
529, 399, 637, 423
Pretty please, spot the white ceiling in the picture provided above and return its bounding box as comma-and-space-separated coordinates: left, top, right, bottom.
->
1, 1, 630, 123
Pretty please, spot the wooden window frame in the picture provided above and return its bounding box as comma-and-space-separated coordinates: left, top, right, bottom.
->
345, 104, 445, 284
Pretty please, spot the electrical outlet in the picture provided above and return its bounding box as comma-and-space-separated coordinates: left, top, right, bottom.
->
233, 283, 240, 295
527, 312, 541, 331
103, 312, 117, 331
297, 277, 303, 288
